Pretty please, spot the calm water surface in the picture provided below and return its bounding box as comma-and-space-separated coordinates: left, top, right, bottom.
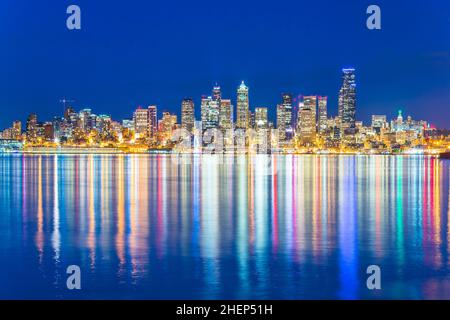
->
0, 154, 449, 299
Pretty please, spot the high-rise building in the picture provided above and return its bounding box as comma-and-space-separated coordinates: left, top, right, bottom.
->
338, 68, 357, 134
255, 107, 268, 130
219, 99, 233, 130
79, 109, 92, 132
372, 115, 387, 134
133, 107, 149, 137
282, 93, 293, 139
43, 122, 54, 141
181, 98, 195, 133
158, 112, 177, 145
277, 104, 286, 142
26, 114, 38, 143
201, 96, 220, 130
236, 81, 249, 129
12, 121, 21, 140
148, 105, 158, 139
298, 98, 316, 145
318, 96, 328, 134
303, 95, 317, 132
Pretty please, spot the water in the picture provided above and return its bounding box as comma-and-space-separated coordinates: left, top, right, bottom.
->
0, 154, 449, 300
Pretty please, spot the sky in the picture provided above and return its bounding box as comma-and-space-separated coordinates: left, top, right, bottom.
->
0, 0, 449, 129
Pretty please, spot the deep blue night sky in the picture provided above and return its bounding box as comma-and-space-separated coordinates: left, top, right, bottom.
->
0, 0, 449, 129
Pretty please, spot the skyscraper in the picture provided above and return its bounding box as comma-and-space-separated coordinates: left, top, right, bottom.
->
181, 98, 195, 133
134, 107, 149, 137
12, 121, 21, 140
255, 107, 268, 130
201, 96, 220, 130
79, 109, 92, 132
236, 81, 249, 129
338, 68, 356, 134
148, 105, 158, 139
158, 112, 177, 145
277, 104, 286, 142
318, 96, 328, 134
298, 98, 316, 145
26, 114, 38, 143
282, 93, 293, 139
372, 115, 387, 134
219, 99, 233, 130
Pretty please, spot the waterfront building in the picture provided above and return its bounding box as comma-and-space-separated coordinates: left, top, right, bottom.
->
236, 81, 249, 129
277, 104, 286, 142
219, 99, 233, 130
318, 96, 328, 134
158, 112, 177, 145
26, 113, 38, 143
338, 68, 357, 134
133, 107, 149, 138
255, 107, 268, 130
282, 93, 293, 140
372, 115, 387, 134
181, 98, 195, 133
201, 96, 220, 130
298, 98, 316, 145
148, 105, 158, 139
78, 109, 92, 132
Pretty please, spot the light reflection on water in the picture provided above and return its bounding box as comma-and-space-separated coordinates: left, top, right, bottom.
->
0, 154, 449, 299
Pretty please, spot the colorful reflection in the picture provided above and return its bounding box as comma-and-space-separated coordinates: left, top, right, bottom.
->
0, 154, 449, 299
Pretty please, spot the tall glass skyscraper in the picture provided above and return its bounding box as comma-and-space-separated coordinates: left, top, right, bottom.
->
219, 99, 233, 130
338, 68, 356, 134
318, 96, 328, 134
201, 96, 220, 130
277, 104, 286, 142
236, 81, 249, 129
298, 97, 316, 145
181, 98, 195, 133
282, 93, 293, 140
148, 105, 158, 139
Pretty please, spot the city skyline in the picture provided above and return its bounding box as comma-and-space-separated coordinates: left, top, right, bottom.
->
1, 69, 449, 136
2, 67, 449, 156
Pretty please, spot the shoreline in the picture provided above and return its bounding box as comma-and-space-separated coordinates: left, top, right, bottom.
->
0, 148, 446, 158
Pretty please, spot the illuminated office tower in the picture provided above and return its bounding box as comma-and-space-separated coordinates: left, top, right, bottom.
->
282, 93, 293, 139
12, 121, 21, 140
338, 68, 356, 134
298, 99, 316, 145
236, 81, 249, 129
254, 107, 269, 151
318, 96, 328, 134
255, 107, 268, 130
26, 113, 38, 143
181, 98, 195, 133
277, 104, 286, 142
201, 96, 220, 130
79, 109, 92, 132
303, 95, 317, 132
158, 112, 177, 145
148, 105, 158, 138
212, 83, 221, 101
372, 115, 387, 134
219, 99, 233, 130
43, 122, 54, 141
134, 107, 149, 137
